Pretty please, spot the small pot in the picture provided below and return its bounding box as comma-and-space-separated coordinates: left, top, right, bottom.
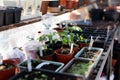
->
0, 59, 19, 80
55, 48, 74, 64
76, 41, 89, 49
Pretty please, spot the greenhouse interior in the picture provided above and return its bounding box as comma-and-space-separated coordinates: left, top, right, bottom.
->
0, 0, 120, 80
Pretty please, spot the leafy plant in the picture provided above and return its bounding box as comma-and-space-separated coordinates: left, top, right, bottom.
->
67, 61, 93, 75
37, 34, 47, 42
59, 30, 75, 46
61, 48, 70, 54
68, 25, 83, 32
37, 32, 59, 44
0, 63, 14, 71
76, 34, 88, 43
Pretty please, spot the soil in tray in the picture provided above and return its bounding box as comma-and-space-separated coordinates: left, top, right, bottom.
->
66, 60, 93, 75
40, 64, 60, 71
20, 60, 42, 68
80, 48, 100, 59
15, 70, 48, 80
0, 63, 14, 71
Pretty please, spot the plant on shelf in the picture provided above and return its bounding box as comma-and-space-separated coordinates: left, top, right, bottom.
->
60, 58, 94, 79
68, 25, 83, 33
54, 47, 74, 64
37, 44, 55, 61
58, 30, 79, 55
0, 59, 19, 80
37, 32, 62, 50
75, 47, 103, 67
59, 30, 75, 46
75, 34, 89, 49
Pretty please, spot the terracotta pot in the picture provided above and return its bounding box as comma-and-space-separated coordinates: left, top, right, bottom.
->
0, 59, 19, 80
62, 44, 79, 56
40, 1, 49, 14
76, 41, 89, 49
73, 46, 79, 56
59, 0, 66, 8
66, 0, 74, 9
55, 48, 74, 64
73, 0, 79, 9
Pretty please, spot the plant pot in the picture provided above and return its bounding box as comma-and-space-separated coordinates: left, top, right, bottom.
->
18, 59, 64, 72
66, 0, 74, 9
40, 1, 49, 14
59, 0, 66, 9
10, 69, 82, 80
39, 49, 55, 61
13, 7, 22, 23
0, 7, 5, 26
0, 59, 19, 80
4, 7, 15, 25
75, 47, 103, 67
60, 58, 94, 79
55, 48, 74, 64
18, 59, 43, 72
76, 41, 89, 49
36, 61, 64, 72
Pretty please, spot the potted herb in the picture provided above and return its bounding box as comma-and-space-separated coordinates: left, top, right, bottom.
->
54, 48, 74, 64
38, 32, 62, 50
75, 47, 103, 67
0, 59, 19, 80
59, 30, 79, 55
60, 58, 94, 79
75, 34, 89, 49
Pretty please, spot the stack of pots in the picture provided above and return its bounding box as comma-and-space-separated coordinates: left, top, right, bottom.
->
0, 6, 22, 27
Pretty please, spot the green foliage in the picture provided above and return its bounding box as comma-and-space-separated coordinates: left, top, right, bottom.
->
68, 25, 83, 32
37, 34, 47, 42
76, 34, 88, 43
67, 61, 93, 75
59, 30, 75, 45
37, 32, 59, 44
61, 48, 70, 54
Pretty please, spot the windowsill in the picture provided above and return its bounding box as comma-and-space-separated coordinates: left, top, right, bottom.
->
0, 17, 41, 32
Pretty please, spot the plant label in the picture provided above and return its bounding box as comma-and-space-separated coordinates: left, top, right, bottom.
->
0, 54, 3, 65
39, 45, 43, 56
27, 55, 32, 72
70, 43, 74, 54
89, 36, 94, 50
